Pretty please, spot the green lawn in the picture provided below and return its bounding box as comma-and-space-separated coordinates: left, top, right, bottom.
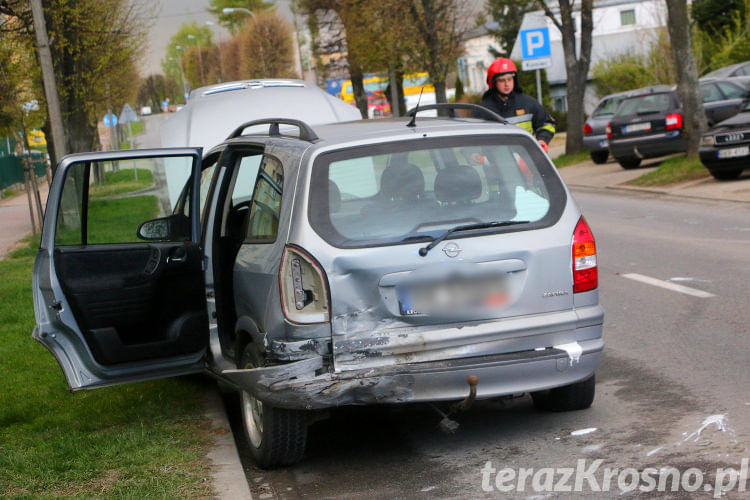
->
0, 224, 213, 497
553, 151, 591, 168
89, 168, 153, 199
626, 155, 709, 186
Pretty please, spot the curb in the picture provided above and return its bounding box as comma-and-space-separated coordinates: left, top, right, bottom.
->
567, 183, 750, 204
204, 387, 253, 499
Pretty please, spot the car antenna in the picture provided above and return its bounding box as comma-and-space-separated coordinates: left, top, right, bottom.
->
406, 87, 424, 128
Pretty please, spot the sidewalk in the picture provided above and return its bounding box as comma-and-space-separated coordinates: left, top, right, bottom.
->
558, 157, 750, 203
0, 182, 49, 260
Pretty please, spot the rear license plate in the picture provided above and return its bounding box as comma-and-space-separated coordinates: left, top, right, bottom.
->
398, 275, 508, 316
623, 122, 651, 134
599, 140, 609, 148
717, 146, 750, 159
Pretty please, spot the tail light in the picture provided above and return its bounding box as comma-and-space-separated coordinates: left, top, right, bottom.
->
572, 217, 597, 293
665, 113, 683, 130
606, 123, 612, 139
583, 123, 593, 135
279, 246, 330, 324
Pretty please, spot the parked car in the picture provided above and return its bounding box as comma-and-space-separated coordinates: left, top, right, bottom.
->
608, 80, 750, 169
583, 90, 636, 164
703, 61, 750, 79
699, 100, 750, 180
32, 103, 603, 468
139, 106, 152, 116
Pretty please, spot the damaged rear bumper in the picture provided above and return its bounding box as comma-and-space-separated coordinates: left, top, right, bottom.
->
218, 338, 603, 410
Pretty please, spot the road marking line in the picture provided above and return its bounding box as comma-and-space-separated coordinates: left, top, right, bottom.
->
621, 273, 716, 298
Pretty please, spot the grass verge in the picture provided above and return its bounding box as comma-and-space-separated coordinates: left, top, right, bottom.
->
625, 155, 709, 187
0, 247, 212, 496
553, 151, 591, 168
89, 168, 153, 198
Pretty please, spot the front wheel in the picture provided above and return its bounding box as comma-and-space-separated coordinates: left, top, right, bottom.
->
531, 374, 595, 412
239, 344, 308, 468
590, 151, 609, 164
710, 168, 742, 180
617, 158, 642, 169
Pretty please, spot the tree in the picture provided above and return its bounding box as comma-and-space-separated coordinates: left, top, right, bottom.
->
665, 0, 706, 157
162, 22, 213, 93
1, 0, 148, 161
486, 0, 536, 55
692, 0, 745, 37
407, 0, 472, 107
137, 74, 182, 111
536, 0, 593, 156
236, 10, 298, 78
207, 0, 273, 35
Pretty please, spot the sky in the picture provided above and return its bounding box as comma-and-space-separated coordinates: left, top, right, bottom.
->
140, 0, 294, 76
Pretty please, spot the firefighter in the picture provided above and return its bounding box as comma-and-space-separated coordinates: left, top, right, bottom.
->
477, 58, 556, 152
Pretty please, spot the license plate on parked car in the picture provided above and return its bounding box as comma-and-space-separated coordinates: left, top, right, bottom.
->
717, 146, 750, 159
398, 275, 509, 316
623, 122, 651, 134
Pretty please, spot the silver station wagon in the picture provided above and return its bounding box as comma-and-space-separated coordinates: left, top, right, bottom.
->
32, 103, 603, 467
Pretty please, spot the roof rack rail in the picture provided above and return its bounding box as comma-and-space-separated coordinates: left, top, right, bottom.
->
226, 118, 319, 142
406, 103, 509, 124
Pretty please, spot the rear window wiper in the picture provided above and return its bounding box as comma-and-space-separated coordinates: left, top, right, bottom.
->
418, 220, 530, 257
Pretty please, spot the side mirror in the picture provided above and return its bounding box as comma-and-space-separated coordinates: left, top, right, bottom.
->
137, 214, 190, 241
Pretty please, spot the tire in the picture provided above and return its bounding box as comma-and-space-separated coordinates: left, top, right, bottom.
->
531, 374, 595, 412
710, 168, 742, 180
239, 343, 307, 468
590, 151, 608, 164
617, 158, 641, 169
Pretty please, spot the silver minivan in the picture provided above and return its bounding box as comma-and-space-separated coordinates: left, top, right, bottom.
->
32, 104, 603, 468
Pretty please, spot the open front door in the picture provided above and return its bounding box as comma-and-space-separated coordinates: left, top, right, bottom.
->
32, 148, 207, 390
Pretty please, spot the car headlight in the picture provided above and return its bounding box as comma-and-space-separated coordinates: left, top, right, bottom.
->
701, 135, 715, 146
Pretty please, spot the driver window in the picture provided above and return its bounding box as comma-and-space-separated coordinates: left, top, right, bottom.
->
55, 156, 194, 245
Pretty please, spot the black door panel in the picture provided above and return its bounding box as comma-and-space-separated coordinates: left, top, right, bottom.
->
54, 243, 207, 365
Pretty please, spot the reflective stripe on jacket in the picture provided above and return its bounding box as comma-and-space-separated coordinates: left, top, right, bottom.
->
476, 90, 556, 143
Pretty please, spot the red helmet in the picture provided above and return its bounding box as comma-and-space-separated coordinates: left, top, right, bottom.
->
486, 58, 517, 87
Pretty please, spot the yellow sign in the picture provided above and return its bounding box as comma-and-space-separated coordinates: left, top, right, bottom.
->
27, 130, 46, 147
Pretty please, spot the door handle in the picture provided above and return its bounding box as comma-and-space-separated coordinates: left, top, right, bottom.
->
167, 254, 187, 264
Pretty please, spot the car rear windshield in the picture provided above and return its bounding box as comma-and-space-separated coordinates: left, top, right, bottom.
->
592, 97, 623, 117
616, 93, 673, 116
308, 135, 566, 248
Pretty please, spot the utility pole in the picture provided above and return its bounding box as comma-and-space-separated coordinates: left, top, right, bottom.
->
30, 0, 67, 167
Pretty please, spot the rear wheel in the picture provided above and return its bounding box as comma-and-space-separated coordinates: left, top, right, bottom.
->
239, 343, 307, 468
531, 374, 595, 412
710, 168, 742, 180
590, 151, 608, 164
617, 158, 641, 169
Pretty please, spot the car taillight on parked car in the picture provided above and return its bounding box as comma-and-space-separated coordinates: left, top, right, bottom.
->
665, 113, 683, 130
583, 123, 593, 135
572, 217, 597, 293
606, 123, 612, 139
279, 246, 330, 324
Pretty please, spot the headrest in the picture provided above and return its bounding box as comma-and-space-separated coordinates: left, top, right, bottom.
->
434, 165, 483, 203
380, 163, 425, 200
328, 179, 341, 213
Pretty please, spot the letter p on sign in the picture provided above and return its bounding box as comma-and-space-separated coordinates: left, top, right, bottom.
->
521, 28, 551, 59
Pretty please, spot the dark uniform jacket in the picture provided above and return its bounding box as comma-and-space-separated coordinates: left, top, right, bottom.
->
477, 90, 556, 144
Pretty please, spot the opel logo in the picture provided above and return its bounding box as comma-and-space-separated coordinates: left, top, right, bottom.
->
442, 242, 461, 258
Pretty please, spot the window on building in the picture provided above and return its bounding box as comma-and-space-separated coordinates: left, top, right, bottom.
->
620, 9, 636, 26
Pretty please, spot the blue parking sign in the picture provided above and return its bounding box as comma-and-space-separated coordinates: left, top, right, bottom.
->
520, 28, 551, 59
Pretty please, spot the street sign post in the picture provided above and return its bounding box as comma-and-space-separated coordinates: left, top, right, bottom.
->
520, 27, 551, 104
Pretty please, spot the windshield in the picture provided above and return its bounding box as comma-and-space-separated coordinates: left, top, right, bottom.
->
616, 93, 673, 116
308, 136, 566, 248
592, 96, 623, 117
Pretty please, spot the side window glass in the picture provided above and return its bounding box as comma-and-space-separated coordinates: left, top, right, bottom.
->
232, 154, 263, 204
701, 84, 722, 103
199, 159, 218, 220
717, 82, 745, 99
55, 156, 195, 245
245, 155, 283, 242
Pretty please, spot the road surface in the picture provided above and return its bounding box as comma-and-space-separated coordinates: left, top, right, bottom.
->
227, 187, 750, 498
